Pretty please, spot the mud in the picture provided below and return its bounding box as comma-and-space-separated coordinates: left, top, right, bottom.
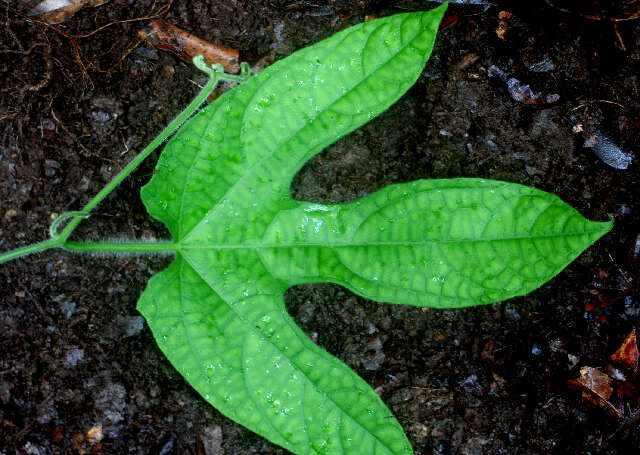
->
1, 1, 639, 454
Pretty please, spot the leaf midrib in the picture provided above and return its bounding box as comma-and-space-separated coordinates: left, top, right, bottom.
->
180, 228, 606, 250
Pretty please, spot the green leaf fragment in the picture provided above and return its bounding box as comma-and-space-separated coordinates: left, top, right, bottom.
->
137, 4, 611, 454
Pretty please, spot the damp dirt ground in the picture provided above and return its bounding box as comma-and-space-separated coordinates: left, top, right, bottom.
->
1, 1, 639, 454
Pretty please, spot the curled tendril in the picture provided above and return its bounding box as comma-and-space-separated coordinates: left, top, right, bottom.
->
193, 55, 224, 76
192, 55, 252, 83
49, 211, 90, 239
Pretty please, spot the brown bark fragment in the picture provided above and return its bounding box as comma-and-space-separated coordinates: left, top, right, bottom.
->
139, 19, 240, 73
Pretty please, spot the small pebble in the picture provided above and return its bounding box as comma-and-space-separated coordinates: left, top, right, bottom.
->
64, 348, 85, 366
531, 343, 544, 356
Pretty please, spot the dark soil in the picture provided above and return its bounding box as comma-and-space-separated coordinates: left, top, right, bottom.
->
1, 0, 639, 454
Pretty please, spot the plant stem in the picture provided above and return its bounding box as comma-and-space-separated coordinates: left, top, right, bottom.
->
0, 238, 63, 265
64, 241, 178, 254
0, 56, 248, 265
56, 60, 226, 242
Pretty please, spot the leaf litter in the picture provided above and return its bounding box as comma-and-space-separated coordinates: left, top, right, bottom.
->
569, 329, 640, 419
487, 65, 560, 104
569, 113, 633, 170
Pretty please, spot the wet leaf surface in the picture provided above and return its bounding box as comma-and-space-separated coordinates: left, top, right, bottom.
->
1, 0, 639, 453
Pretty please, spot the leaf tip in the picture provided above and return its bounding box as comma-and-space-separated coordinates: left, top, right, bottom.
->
606, 213, 615, 226
432, 1, 449, 16
591, 213, 614, 240
425, 1, 448, 26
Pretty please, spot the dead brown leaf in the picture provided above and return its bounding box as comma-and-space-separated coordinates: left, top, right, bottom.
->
496, 11, 515, 40
611, 329, 639, 373
569, 366, 624, 418
572, 366, 613, 400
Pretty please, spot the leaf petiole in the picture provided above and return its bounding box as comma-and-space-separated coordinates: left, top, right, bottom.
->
0, 238, 64, 264
63, 241, 178, 254
0, 55, 251, 265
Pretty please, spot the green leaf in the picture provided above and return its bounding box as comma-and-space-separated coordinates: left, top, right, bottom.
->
137, 4, 611, 454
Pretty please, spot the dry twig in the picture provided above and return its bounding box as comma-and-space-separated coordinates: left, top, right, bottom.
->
138, 19, 240, 73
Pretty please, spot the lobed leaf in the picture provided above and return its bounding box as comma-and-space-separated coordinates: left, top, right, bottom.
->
137, 4, 611, 454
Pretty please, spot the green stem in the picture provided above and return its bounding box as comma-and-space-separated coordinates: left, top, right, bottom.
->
0, 56, 249, 265
57, 58, 226, 242
0, 238, 63, 264
64, 241, 178, 254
